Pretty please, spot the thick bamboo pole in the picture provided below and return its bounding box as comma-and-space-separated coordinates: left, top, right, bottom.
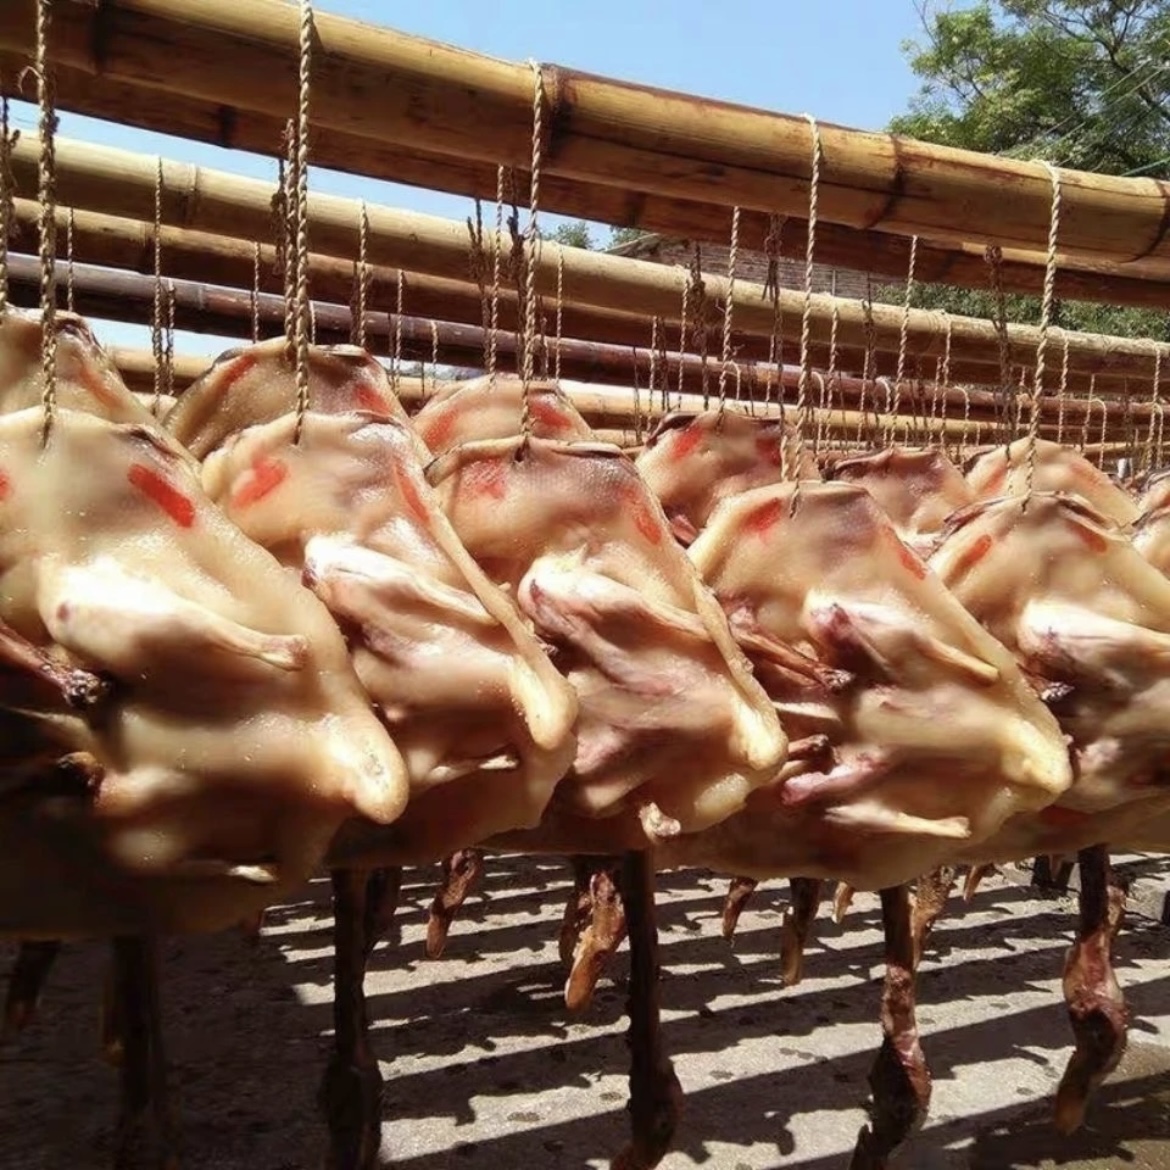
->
1, 1, 1168, 263
12, 255, 1143, 439
7, 135, 1167, 392
17, 198, 1127, 394
2, 54, 1168, 308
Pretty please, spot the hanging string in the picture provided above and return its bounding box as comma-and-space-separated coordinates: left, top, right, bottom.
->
290, 0, 315, 445
913, 358, 928, 443
1145, 345, 1164, 474
64, 206, 75, 314
956, 387, 973, 461
1022, 163, 1063, 504
466, 198, 487, 352
36, 0, 58, 446
249, 241, 261, 343
810, 371, 827, 454
518, 61, 546, 437
1079, 381, 1099, 451
827, 300, 843, 439
276, 126, 295, 361
790, 113, 822, 485
1055, 329, 1070, 444
762, 213, 785, 305
677, 268, 690, 405
932, 312, 953, 446
856, 277, 876, 445
1015, 365, 1028, 437
764, 214, 785, 414
553, 242, 565, 383
162, 279, 175, 411
930, 357, 943, 445
1099, 391, 1110, 461
649, 314, 661, 410
888, 234, 919, 445
0, 93, 11, 315
487, 167, 506, 378
877, 376, 894, 434
630, 350, 643, 444
391, 272, 405, 391
984, 243, 1012, 442
151, 157, 165, 416
689, 245, 711, 408
1155, 400, 1167, 473
717, 205, 741, 410
747, 363, 760, 417
1123, 378, 1137, 470
351, 200, 369, 349
430, 317, 440, 395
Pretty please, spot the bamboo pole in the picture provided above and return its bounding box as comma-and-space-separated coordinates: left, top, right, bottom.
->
12, 255, 1140, 438
7, 135, 1167, 392
14, 198, 1132, 395
9, 199, 673, 357
108, 349, 1060, 449
1, 1, 1169, 263
107, 346, 1142, 461
2, 54, 1168, 308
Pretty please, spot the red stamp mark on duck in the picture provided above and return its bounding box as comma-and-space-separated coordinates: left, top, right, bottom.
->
231, 455, 289, 509
128, 463, 195, 528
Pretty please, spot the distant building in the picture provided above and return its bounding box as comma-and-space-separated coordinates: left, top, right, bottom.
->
604, 232, 875, 300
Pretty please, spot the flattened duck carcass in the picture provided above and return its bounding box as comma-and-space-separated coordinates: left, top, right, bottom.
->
0, 407, 408, 938
0, 307, 172, 429
931, 492, 1170, 861
657, 481, 1071, 890
1131, 490, 1170, 575
1136, 468, 1170, 516
414, 374, 594, 455
164, 336, 417, 460
190, 408, 578, 863
636, 409, 820, 545
427, 436, 787, 840
964, 438, 1139, 526
829, 446, 975, 557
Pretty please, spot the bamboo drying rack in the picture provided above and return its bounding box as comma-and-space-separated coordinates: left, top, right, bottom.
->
1, 0, 1168, 266
5, 136, 1167, 395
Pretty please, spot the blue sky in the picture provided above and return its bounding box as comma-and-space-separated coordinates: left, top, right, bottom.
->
9, 0, 929, 359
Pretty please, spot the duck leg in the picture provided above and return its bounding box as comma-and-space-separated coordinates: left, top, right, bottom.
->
910, 866, 956, 970
425, 850, 484, 959
611, 850, 681, 1170
1053, 844, 1128, 1134
111, 936, 178, 1170
720, 875, 758, 940
560, 855, 596, 967
850, 884, 930, 1170
779, 877, 824, 987
319, 869, 383, 1170
364, 866, 403, 960
832, 881, 856, 924
564, 856, 627, 1014
2, 940, 61, 1038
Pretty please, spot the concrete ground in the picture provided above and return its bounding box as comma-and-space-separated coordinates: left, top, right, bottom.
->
1, 855, 1169, 1169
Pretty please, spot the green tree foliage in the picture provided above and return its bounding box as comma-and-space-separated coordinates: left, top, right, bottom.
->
871, 279, 1170, 342
551, 220, 594, 249
885, 1, 1170, 339
893, 0, 1170, 175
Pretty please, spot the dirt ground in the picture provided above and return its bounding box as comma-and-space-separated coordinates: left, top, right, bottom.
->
2, 856, 1169, 1170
